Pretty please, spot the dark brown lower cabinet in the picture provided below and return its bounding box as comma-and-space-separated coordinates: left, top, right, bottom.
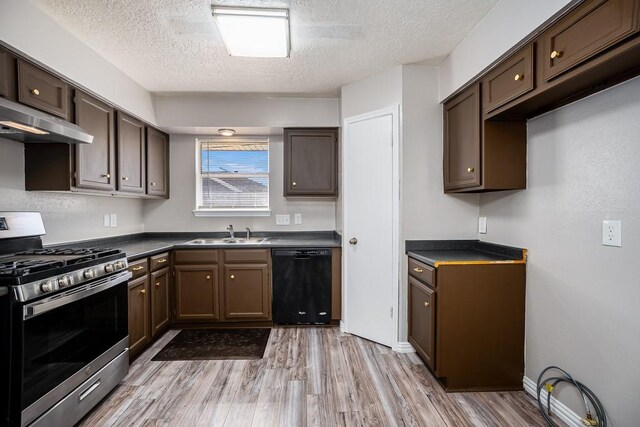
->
174, 265, 220, 321
150, 267, 170, 336
128, 275, 150, 356
222, 264, 270, 320
408, 276, 435, 371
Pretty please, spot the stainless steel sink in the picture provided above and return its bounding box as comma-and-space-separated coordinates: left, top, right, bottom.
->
186, 237, 269, 245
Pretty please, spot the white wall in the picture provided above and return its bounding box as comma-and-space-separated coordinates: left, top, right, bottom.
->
438, 0, 572, 100
479, 77, 640, 426
143, 134, 336, 232
0, 0, 156, 123
0, 138, 144, 245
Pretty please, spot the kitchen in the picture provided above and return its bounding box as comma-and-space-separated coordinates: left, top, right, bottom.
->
0, 0, 638, 426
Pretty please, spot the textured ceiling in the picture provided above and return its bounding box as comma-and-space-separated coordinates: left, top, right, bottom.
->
33, 0, 498, 95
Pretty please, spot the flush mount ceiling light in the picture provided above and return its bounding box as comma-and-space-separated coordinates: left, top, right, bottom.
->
211, 6, 290, 58
218, 128, 237, 136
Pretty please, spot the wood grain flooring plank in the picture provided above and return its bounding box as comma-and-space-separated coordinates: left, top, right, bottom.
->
281, 380, 306, 427
252, 368, 288, 427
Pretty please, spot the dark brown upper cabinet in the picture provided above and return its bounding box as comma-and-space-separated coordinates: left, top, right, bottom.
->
540, 0, 640, 82
146, 126, 170, 198
117, 112, 146, 194
17, 59, 69, 119
444, 84, 527, 193
75, 91, 116, 191
482, 44, 534, 113
0, 48, 16, 100
443, 84, 481, 191
284, 127, 338, 197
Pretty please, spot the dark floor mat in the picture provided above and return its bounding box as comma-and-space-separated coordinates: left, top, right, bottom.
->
151, 328, 271, 361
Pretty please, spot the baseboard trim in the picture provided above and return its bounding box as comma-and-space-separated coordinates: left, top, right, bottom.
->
339, 320, 346, 334
392, 341, 416, 353
522, 376, 583, 427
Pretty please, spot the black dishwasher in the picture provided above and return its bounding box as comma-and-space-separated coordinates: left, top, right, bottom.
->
272, 248, 332, 324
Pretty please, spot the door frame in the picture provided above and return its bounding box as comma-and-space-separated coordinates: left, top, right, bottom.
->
342, 104, 402, 349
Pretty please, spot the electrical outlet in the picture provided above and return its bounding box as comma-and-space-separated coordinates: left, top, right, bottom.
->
110, 213, 118, 228
294, 213, 302, 225
103, 214, 110, 227
478, 217, 487, 234
602, 220, 621, 247
276, 214, 290, 225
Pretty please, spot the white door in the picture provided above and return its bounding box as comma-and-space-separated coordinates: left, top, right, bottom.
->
343, 106, 400, 348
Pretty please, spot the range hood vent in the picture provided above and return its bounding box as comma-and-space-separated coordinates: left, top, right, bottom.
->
0, 97, 93, 144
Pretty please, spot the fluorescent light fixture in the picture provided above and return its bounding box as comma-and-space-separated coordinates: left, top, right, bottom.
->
218, 128, 236, 137
0, 121, 49, 135
211, 6, 290, 58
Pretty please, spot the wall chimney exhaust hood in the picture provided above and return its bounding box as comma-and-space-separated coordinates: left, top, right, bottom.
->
0, 97, 93, 144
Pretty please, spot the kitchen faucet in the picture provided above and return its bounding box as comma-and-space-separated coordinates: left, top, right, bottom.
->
227, 225, 234, 239
246, 227, 251, 238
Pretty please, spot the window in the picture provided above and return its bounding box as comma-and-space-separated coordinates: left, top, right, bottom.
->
194, 138, 270, 216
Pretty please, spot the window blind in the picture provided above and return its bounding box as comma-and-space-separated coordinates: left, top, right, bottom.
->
198, 140, 269, 209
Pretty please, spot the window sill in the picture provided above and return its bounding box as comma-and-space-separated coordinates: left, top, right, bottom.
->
193, 209, 272, 217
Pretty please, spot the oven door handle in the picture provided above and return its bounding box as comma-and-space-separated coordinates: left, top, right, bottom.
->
23, 271, 132, 320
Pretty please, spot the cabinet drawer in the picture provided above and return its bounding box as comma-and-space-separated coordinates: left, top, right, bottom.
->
223, 249, 269, 264
482, 44, 534, 112
128, 258, 148, 279
17, 60, 69, 119
408, 258, 435, 286
173, 249, 219, 264
149, 252, 170, 271
0, 49, 16, 100
541, 0, 640, 81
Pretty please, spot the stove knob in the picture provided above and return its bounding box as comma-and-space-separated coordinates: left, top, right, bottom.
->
40, 280, 55, 293
83, 269, 95, 279
58, 275, 71, 288
114, 260, 125, 270
104, 264, 115, 273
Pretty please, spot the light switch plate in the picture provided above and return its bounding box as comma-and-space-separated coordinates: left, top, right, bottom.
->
478, 217, 487, 234
294, 213, 302, 225
276, 214, 290, 225
103, 214, 110, 227
110, 213, 118, 228
602, 220, 621, 247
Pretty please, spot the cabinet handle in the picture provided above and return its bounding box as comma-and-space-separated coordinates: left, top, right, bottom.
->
102, 173, 111, 179
292, 182, 297, 186
157, 258, 167, 263
424, 301, 430, 308
150, 182, 156, 186
155, 282, 160, 288
413, 267, 423, 273
31, 88, 40, 96
132, 266, 144, 271
206, 275, 211, 280
230, 274, 235, 279
467, 167, 475, 173
122, 176, 129, 181
140, 289, 146, 295
550, 50, 562, 59
514, 74, 523, 81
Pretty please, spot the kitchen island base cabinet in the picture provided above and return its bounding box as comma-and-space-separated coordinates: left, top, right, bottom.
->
175, 265, 220, 321
128, 275, 150, 356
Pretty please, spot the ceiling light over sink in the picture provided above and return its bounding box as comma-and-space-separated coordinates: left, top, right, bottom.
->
211, 6, 290, 58
218, 128, 236, 137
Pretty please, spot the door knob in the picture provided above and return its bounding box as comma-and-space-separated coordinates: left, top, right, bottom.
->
349, 238, 358, 245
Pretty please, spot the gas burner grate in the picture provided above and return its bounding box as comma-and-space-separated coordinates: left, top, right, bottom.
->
0, 259, 66, 277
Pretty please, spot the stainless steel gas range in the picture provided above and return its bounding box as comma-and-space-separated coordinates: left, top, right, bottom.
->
0, 212, 131, 427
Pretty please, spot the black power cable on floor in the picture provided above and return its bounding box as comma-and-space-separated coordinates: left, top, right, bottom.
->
536, 366, 607, 427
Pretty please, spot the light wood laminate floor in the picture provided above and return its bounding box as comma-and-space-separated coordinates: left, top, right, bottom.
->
80, 327, 561, 426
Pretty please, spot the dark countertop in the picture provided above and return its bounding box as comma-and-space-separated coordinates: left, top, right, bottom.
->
52, 231, 341, 260
406, 240, 526, 268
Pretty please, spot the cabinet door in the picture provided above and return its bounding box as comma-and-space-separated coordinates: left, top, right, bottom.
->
284, 128, 338, 197
222, 264, 270, 320
146, 127, 169, 197
541, 0, 640, 81
175, 265, 219, 321
408, 276, 435, 371
17, 60, 69, 119
150, 267, 170, 337
117, 112, 146, 193
74, 91, 116, 190
443, 84, 481, 190
128, 275, 150, 356
0, 48, 16, 100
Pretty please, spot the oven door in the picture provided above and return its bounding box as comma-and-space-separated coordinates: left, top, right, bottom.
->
16, 270, 130, 426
